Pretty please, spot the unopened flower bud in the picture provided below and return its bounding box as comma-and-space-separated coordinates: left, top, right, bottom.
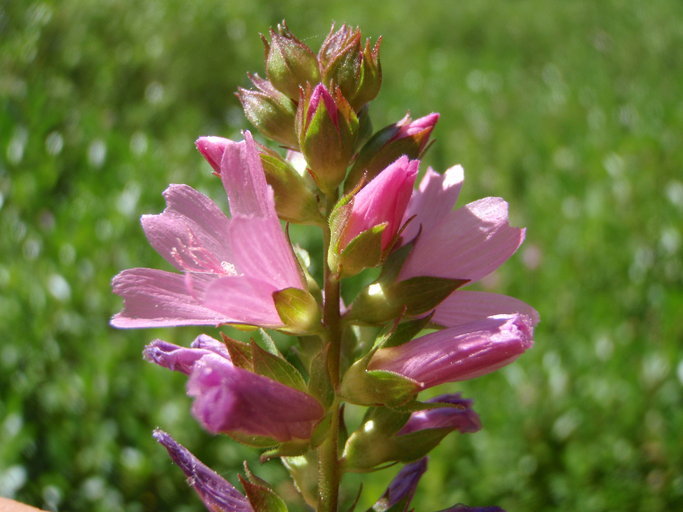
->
259, 147, 323, 224
262, 21, 320, 100
237, 74, 298, 148
342, 395, 480, 470
319, 24, 382, 111
328, 156, 418, 276
296, 83, 358, 193
347, 113, 438, 190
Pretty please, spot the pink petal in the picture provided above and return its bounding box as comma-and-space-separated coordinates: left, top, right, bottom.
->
111, 268, 228, 328
141, 184, 233, 273
401, 165, 464, 242
195, 136, 229, 174
202, 275, 283, 328
227, 217, 304, 290
369, 314, 534, 389
399, 197, 525, 283
432, 291, 540, 327
219, 131, 277, 219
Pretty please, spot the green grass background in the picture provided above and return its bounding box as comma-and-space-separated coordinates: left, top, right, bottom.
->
2, 0, 682, 510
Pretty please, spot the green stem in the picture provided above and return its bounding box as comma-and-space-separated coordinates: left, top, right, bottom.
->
318, 190, 342, 512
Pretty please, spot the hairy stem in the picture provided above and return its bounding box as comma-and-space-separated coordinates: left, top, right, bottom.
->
318, 190, 342, 511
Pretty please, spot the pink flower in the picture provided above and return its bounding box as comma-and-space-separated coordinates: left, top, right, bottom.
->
145, 336, 324, 442
368, 314, 534, 389
372, 458, 428, 511
154, 429, 253, 512
339, 156, 419, 251
399, 166, 539, 328
111, 131, 305, 329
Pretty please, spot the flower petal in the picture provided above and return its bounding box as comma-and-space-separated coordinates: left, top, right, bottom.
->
373, 458, 428, 512
432, 291, 540, 327
369, 314, 534, 389
141, 184, 233, 273
227, 217, 304, 291
401, 164, 464, 242
398, 394, 481, 435
153, 429, 252, 512
202, 274, 283, 328
111, 268, 227, 328
219, 131, 276, 219
143, 335, 230, 374
400, 197, 525, 283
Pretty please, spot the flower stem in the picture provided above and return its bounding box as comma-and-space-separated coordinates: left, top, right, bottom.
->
318, 190, 342, 511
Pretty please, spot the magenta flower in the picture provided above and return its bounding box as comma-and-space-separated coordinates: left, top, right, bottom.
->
111, 131, 305, 329
145, 336, 324, 442
339, 156, 419, 251
398, 394, 481, 435
188, 353, 323, 441
153, 429, 253, 512
368, 314, 534, 389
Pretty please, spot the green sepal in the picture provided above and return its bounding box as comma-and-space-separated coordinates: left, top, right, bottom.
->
336, 223, 387, 277
240, 471, 289, 512
282, 453, 318, 509
257, 329, 280, 355
259, 439, 311, 461
386, 427, 453, 463
346, 276, 468, 325
221, 333, 253, 370
340, 355, 421, 407
260, 151, 324, 225
309, 409, 334, 448
250, 341, 307, 393
226, 431, 279, 448
273, 287, 322, 335
373, 313, 434, 350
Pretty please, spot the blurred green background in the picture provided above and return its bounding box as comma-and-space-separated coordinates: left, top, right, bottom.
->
2, 0, 682, 510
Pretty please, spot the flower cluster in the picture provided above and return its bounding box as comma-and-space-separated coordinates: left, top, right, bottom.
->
112, 21, 538, 512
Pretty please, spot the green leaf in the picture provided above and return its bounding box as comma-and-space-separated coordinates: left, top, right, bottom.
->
251, 341, 307, 393
392, 276, 469, 316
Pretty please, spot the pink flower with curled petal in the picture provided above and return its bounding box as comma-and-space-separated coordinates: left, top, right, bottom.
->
145, 336, 324, 442
111, 131, 305, 329
368, 314, 534, 389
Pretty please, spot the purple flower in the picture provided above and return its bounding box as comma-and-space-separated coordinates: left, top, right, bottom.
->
153, 429, 252, 512
368, 314, 534, 389
144, 336, 324, 442
111, 131, 305, 329
398, 394, 481, 435
373, 458, 428, 512
339, 156, 419, 252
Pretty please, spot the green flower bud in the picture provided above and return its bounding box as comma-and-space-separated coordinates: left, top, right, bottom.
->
237, 74, 298, 148
262, 21, 320, 100
296, 83, 359, 193
319, 24, 382, 111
